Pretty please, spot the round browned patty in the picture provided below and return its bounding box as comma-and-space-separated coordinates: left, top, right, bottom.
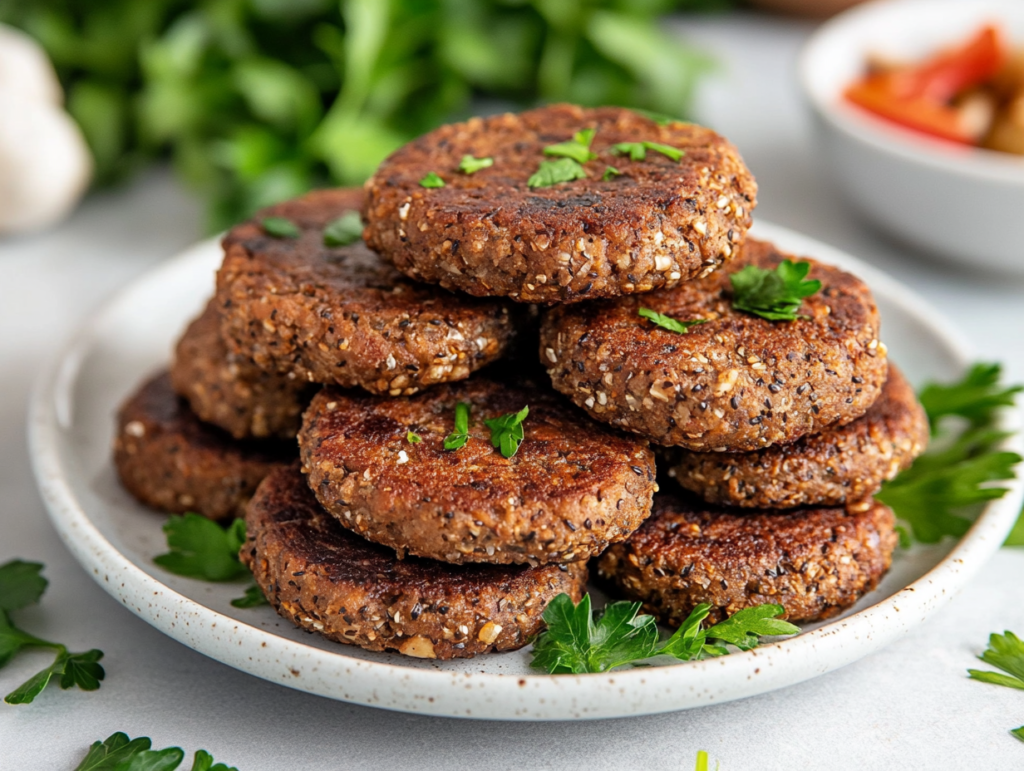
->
298, 379, 657, 566
243, 465, 587, 660
668, 364, 928, 507
541, 238, 888, 452
363, 104, 757, 304
597, 493, 897, 626
113, 372, 292, 520
170, 299, 313, 439
217, 188, 515, 397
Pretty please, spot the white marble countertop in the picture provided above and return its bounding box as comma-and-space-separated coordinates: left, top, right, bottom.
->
2, 11, 1023, 770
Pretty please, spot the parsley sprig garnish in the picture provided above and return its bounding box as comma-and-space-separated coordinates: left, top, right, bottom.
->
74, 731, 238, 771
0, 560, 105, 705
967, 630, 1024, 742
530, 593, 798, 674
323, 210, 362, 246
484, 405, 529, 459
260, 216, 300, 239
458, 154, 493, 174
601, 165, 621, 181
153, 515, 267, 608
638, 307, 706, 334
729, 260, 822, 321
611, 141, 684, 162
877, 363, 1022, 544
443, 402, 471, 451
528, 157, 587, 189
543, 128, 597, 163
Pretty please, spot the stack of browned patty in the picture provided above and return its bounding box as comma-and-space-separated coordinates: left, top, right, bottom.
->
113, 104, 928, 660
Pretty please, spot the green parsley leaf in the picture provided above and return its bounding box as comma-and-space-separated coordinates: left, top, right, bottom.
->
0, 559, 47, 612
74, 732, 153, 771
1007, 509, 1024, 547
260, 216, 300, 239
543, 129, 597, 163
638, 307, 706, 334
632, 108, 686, 126
694, 750, 710, 771
0, 610, 56, 668
1013, 726, 1024, 743
4, 648, 105, 704
323, 210, 362, 247
153, 515, 249, 582
230, 583, 268, 609
611, 141, 646, 161
484, 405, 529, 459
443, 402, 471, 451
527, 158, 588, 189
419, 171, 445, 188
602, 166, 621, 181
729, 260, 822, 321
919, 362, 1023, 431
189, 749, 239, 771
611, 141, 684, 162
458, 154, 494, 174
407, 431, 422, 444
530, 593, 798, 674
119, 747, 187, 771
969, 630, 1024, 688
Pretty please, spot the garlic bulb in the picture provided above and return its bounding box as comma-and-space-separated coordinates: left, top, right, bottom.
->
0, 24, 92, 234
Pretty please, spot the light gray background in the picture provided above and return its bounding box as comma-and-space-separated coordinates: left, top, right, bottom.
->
2, 12, 1023, 770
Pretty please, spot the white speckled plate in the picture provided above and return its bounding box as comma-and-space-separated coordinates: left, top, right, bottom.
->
28, 221, 1023, 720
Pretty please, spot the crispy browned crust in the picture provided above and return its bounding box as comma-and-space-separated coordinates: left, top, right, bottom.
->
669, 364, 928, 507
597, 494, 897, 625
363, 104, 757, 304
298, 379, 657, 566
242, 465, 587, 660
170, 299, 313, 439
541, 238, 888, 451
113, 372, 292, 520
216, 188, 515, 396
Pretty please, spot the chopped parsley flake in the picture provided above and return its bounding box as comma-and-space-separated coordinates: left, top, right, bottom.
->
611, 141, 684, 162
543, 128, 597, 163
638, 307, 706, 334
443, 402, 471, 451
419, 171, 445, 188
602, 165, 621, 181
261, 216, 300, 238
729, 260, 821, 321
407, 431, 422, 444
527, 158, 587, 189
458, 154, 493, 174
323, 210, 362, 246
484, 405, 529, 459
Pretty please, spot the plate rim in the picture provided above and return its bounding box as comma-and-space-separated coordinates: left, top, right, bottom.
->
28, 220, 1024, 721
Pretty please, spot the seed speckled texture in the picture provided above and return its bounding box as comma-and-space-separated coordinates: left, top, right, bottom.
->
171, 299, 313, 439
597, 493, 897, 625
363, 104, 757, 304
243, 465, 587, 659
113, 371, 292, 520
298, 379, 657, 566
668, 364, 928, 507
541, 238, 888, 451
217, 188, 515, 396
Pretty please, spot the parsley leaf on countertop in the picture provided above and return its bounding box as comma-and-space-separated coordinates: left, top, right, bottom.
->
154, 515, 249, 582
73, 732, 238, 771
458, 154, 494, 174
230, 584, 269, 609
260, 217, 300, 239
638, 308, 706, 334
878, 363, 1022, 544
729, 259, 821, 321
323, 210, 362, 247
485, 405, 529, 459
419, 171, 445, 188
528, 158, 588, 189
967, 631, 1024, 742
443, 402, 471, 451
530, 593, 798, 674
1, 559, 105, 705
543, 128, 597, 163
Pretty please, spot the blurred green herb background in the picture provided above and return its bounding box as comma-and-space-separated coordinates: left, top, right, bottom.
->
0, 0, 725, 231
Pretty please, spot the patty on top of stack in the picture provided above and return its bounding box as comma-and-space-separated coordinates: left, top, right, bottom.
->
113, 103, 926, 662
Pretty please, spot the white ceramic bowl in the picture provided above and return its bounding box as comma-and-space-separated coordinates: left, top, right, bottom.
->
800, 0, 1024, 275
